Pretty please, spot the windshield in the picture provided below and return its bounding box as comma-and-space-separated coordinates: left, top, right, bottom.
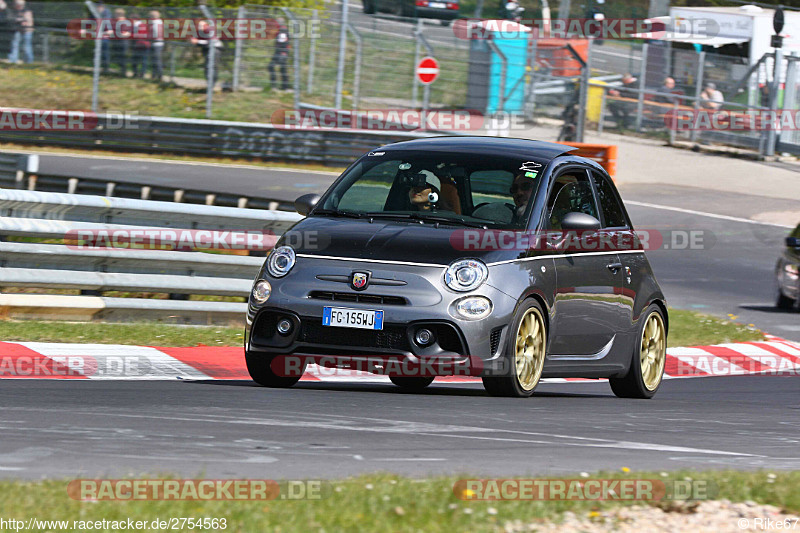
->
315, 151, 547, 228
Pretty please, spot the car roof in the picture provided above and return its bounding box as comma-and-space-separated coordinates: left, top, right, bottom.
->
376, 136, 577, 160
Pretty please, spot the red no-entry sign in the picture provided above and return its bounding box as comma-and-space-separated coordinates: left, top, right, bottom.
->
416, 56, 439, 85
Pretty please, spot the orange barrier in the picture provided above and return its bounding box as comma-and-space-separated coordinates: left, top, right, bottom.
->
558, 142, 618, 179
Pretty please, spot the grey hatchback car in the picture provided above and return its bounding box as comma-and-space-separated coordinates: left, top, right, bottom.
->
245, 137, 668, 398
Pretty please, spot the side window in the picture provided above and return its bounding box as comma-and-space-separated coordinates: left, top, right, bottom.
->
592, 171, 628, 228
335, 160, 398, 212
545, 170, 598, 229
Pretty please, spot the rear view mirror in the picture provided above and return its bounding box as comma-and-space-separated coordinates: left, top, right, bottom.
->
560, 212, 601, 231
787, 236, 800, 248
295, 194, 321, 216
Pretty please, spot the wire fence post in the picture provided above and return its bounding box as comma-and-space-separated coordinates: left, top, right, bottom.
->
232, 5, 245, 91
307, 9, 318, 94
334, 0, 349, 109
415, 25, 435, 116
765, 47, 784, 157
780, 54, 799, 151
634, 42, 648, 132
199, 5, 216, 119
412, 19, 423, 108
689, 51, 705, 143
85, 0, 102, 113
281, 8, 301, 110
576, 38, 591, 143
346, 23, 362, 109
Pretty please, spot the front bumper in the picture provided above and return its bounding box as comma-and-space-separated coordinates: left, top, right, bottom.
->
245, 256, 517, 375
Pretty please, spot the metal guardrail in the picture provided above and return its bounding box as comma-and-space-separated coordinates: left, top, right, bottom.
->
0, 188, 303, 324
0, 114, 434, 166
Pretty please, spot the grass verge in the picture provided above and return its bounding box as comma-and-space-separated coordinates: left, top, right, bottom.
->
0, 470, 797, 532
0, 309, 764, 347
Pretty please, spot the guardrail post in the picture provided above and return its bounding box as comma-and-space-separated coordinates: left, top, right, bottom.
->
346, 23, 362, 109
634, 42, 648, 132
85, 0, 102, 112
232, 6, 245, 91
307, 9, 318, 94
412, 19, 422, 108
689, 51, 705, 144
334, 0, 349, 109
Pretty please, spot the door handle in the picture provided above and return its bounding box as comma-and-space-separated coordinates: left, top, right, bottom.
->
607, 262, 623, 272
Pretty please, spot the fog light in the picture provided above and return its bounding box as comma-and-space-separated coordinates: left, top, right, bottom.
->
454, 296, 492, 320
277, 318, 293, 335
252, 280, 272, 303
415, 328, 434, 346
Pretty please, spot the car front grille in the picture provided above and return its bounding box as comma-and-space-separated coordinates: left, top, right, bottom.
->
298, 319, 412, 352
308, 291, 407, 306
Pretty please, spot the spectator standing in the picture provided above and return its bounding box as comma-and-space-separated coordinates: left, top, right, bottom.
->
148, 10, 164, 82
5, 0, 33, 64
607, 73, 639, 129
109, 8, 130, 77
131, 15, 150, 78
267, 17, 290, 91
655, 77, 680, 104
700, 82, 724, 111
191, 20, 222, 88
95, 1, 112, 73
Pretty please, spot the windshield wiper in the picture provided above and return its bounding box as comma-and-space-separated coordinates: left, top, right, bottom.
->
364, 212, 488, 228
311, 209, 364, 219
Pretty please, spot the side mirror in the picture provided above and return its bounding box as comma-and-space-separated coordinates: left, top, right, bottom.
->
786, 236, 800, 248
560, 212, 602, 231
295, 194, 321, 216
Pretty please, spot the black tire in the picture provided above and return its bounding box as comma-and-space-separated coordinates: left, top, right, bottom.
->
246, 352, 304, 388
777, 289, 796, 310
609, 304, 666, 399
482, 299, 547, 398
362, 0, 375, 14
389, 376, 435, 390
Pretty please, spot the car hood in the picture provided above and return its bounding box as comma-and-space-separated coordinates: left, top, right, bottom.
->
280, 216, 522, 265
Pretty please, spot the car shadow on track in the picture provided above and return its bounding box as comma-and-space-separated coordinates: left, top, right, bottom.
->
180, 380, 612, 398
739, 304, 798, 314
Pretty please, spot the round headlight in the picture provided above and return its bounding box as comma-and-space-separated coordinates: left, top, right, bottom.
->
444, 259, 488, 292
267, 246, 296, 278
252, 280, 272, 303
453, 296, 493, 320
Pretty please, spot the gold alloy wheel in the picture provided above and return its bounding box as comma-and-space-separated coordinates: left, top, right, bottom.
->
640, 312, 666, 391
515, 307, 546, 391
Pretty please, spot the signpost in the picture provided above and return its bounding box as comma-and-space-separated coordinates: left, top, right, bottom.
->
766, 7, 785, 157
416, 56, 438, 123
416, 56, 439, 85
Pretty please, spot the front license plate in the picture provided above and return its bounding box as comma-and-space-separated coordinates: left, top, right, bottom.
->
430, 2, 446, 7
322, 307, 384, 330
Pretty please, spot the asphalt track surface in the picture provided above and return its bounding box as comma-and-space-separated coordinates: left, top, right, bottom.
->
0, 376, 797, 479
